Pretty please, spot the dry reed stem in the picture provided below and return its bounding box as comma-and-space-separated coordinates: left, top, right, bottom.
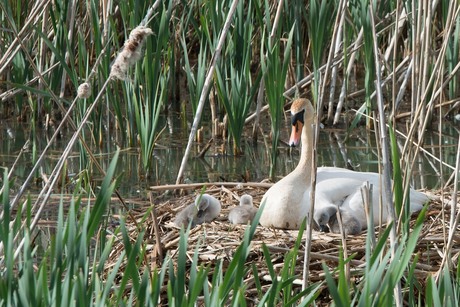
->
369, 4, 402, 304
302, 1, 347, 288
327, 0, 347, 124
0, 0, 50, 75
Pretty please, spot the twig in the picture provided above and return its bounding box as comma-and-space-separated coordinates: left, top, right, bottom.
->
327, 0, 347, 124
150, 182, 273, 192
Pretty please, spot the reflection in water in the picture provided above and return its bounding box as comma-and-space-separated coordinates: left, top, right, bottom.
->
1, 113, 458, 197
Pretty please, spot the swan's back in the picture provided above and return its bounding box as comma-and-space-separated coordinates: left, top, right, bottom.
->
318, 167, 430, 233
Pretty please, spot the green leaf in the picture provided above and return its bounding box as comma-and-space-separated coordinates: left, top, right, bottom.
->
87, 149, 120, 239
389, 122, 403, 217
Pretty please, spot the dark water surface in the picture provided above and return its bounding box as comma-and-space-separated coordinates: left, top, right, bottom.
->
1, 112, 458, 199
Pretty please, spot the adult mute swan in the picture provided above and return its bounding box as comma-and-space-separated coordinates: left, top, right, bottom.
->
259, 98, 429, 232
174, 194, 221, 228
259, 98, 314, 229
228, 194, 258, 224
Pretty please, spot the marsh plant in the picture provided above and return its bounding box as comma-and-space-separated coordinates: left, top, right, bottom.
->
2, 0, 459, 175
216, 0, 261, 155
307, 0, 335, 106
2, 0, 460, 305
2, 159, 459, 305
261, 22, 295, 178
0, 168, 321, 305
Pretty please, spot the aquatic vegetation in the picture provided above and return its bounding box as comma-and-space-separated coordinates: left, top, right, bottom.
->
216, 0, 261, 155
1, 0, 460, 305
261, 17, 295, 178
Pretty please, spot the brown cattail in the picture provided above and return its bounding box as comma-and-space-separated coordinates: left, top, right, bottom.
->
77, 82, 91, 99
110, 26, 153, 80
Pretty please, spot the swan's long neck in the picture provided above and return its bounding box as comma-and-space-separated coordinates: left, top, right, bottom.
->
295, 118, 313, 182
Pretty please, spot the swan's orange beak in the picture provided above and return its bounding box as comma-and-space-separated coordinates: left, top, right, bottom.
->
289, 121, 303, 147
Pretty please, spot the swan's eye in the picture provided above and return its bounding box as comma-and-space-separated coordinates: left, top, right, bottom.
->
291, 110, 305, 126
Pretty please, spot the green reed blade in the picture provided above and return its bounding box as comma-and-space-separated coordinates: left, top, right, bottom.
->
337, 248, 351, 306
215, 0, 261, 154
426, 276, 441, 307
117, 218, 144, 301
349, 0, 375, 127
181, 36, 208, 115
389, 122, 404, 219
262, 24, 295, 178
308, 0, 336, 106
176, 227, 188, 305
322, 262, 345, 307
87, 149, 119, 239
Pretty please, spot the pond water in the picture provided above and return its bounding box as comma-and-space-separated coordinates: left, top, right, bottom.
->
1, 108, 459, 199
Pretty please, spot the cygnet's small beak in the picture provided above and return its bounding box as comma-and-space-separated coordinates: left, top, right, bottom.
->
319, 224, 330, 233
289, 121, 303, 147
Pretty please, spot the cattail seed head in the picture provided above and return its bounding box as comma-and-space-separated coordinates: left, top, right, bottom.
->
77, 82, 91, 99
110, 26, 153, 80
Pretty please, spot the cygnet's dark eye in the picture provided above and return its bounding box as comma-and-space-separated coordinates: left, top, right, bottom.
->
291, 110, 305, 126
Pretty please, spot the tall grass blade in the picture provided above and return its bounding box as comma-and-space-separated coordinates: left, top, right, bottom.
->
349, 0, 375, 128
181, 37, 208, 116
389, 122, 404, 222
308, 0, 335, 104
215, 0, 262, 155
87, 149, 119, 239
262, 25, 295, 178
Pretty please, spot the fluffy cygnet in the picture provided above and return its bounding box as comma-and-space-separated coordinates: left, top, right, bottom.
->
327, 209, 362, 235
174, 194, 221, 228
228, 194, 258, 225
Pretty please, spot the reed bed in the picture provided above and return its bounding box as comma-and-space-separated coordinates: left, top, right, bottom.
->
5, 182, 457, 305
1, 0, 460, 305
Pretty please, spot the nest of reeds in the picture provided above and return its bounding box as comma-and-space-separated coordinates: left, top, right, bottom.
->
106, 183, 458, 304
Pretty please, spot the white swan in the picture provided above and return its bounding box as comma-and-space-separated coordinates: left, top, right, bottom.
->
259, 98, 429, 232
259, 98, 314, 229
228, 194, 258, 224
174, 194, 221, 228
